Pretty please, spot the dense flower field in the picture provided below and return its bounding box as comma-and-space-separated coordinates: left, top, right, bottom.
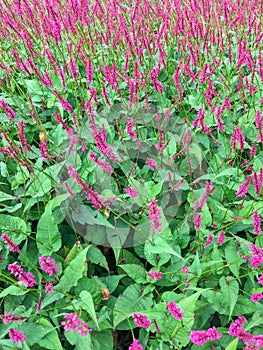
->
0, 0, 262, 349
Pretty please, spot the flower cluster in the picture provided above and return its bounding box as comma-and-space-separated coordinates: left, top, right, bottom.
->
252, 211, 262, 235
229, 316, 263, 348
129, 338, 144, 350
9, 328, 26, 343
125, 186, 139, 198
147, 270, 163, 280
167, 301, 184, 320
249, 244, 263, 268
7, 262, 36, 287
39, 256, 59, 276
1, 233, 20, 253
190, 326, 222, 345
132, 313, 151, 328
61, 312, 92, 336
250, 292, 263, 303
148, 198, 162, 233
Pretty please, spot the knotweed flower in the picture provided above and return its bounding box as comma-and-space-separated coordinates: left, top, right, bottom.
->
129, 338, 144, 350
194, 214, 202, 230
258, 275, 263, 285
39, 256, 59, 276
77, 321, 92, 336
9, 328, 26, 343
217, 231, 226, 245
126, 117, 137, 138
231, 127, 245, 152
61, 312, 81, 332
190, 327, 222, 345
249, 244, 263, 268
125, 186, 138, 198
132, 313, 151, 328
147, 270, 163, 280
252, 211, 262, 235
1, 233, 20, 253
148, 198, 162, 233
0, 312, 24, 324
181, 265, 189, 275
204, 234, 214, 248
45, 282, 53, 295
7, 262, 36, 287
167, 301, 184, 320
236, 175, 252, 197
250, 292, 263, 303
146, 158, 156, 170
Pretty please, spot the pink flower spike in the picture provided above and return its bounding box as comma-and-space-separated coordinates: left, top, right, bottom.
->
61, 312, 81, 332
77, 321, 92, 336
39, 256, 59, 276
204, 234, 214, 248
129, 338, 144, 350
9, 328, 26, 343
1, 233, 20, 253
132, 313, 151, 329
258, 275, 263, 285
147, 270, 163, 280
252, 211, 262, 235
148, 198, 162, 233
125, 186, 138, 198
45, 282, 53, 295
181, 265, 189, 275
146, 158, 156, 170
167, 301, 184, 320
251, 292, 263, 303
217, 231, 226, 245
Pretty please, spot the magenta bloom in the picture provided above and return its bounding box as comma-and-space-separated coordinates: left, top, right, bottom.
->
9, 328, 26, 343
249, 244, 263, 268
45, 282, 53, 295
181, 265, 189, 275
252, 211, 262, 235
167, 301, 184, 320
146, 158, 156, 170
236, 175, 252, 197
194, 213, 202, 230
61, 312, 81, 332
125, 186, 139, 198
132, 313, 151, 328
190, 327, 222, 345
39, 256, 59, 276
251, 292, 263, 303
147, 270, 163, 280
258, 275, 263, 285
217, 231, 226, 245
1, 233, 20, 253
77, 321, 92, 336
204, 234, 214, 248
148, 198, 162, 233
129, 338, 144, 350
8, 262, 36, 287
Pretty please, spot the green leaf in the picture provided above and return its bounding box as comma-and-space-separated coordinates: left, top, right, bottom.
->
0, 214, 27, 243
225, 242, 242, 278
144, 237, 185, 266
0, 285, 28, 298
92, 329, 113, 350
36, 194, 67, 255
75, 290, 100, 330
225, 338, 238, 350
41, 246, 90, 309
219, 276, 239, 319
87, 246, 109, 271
113, 284, 153, 328
37, 318, 63, 350
64, 330, 92, 350
118, 264, 147, 284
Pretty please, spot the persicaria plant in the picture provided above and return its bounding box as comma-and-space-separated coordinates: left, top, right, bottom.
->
0, 0, 263, 349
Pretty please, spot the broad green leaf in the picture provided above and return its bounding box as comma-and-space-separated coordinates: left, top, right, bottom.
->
0, 214, 27, 243
41, 246, 90, 309
225, 338, 238, 350
92, 329, 113, 350
113, 284, 153, 328
225, 242, 242, 278
64, 330, 92, 350
0, 285, 28, 298
118, 264, 147, 284
87, 246, 109, 271
37, 318, 63, 350
219, 276, 239, 319
75, 290, 100, 329
36, 194, 67, 255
